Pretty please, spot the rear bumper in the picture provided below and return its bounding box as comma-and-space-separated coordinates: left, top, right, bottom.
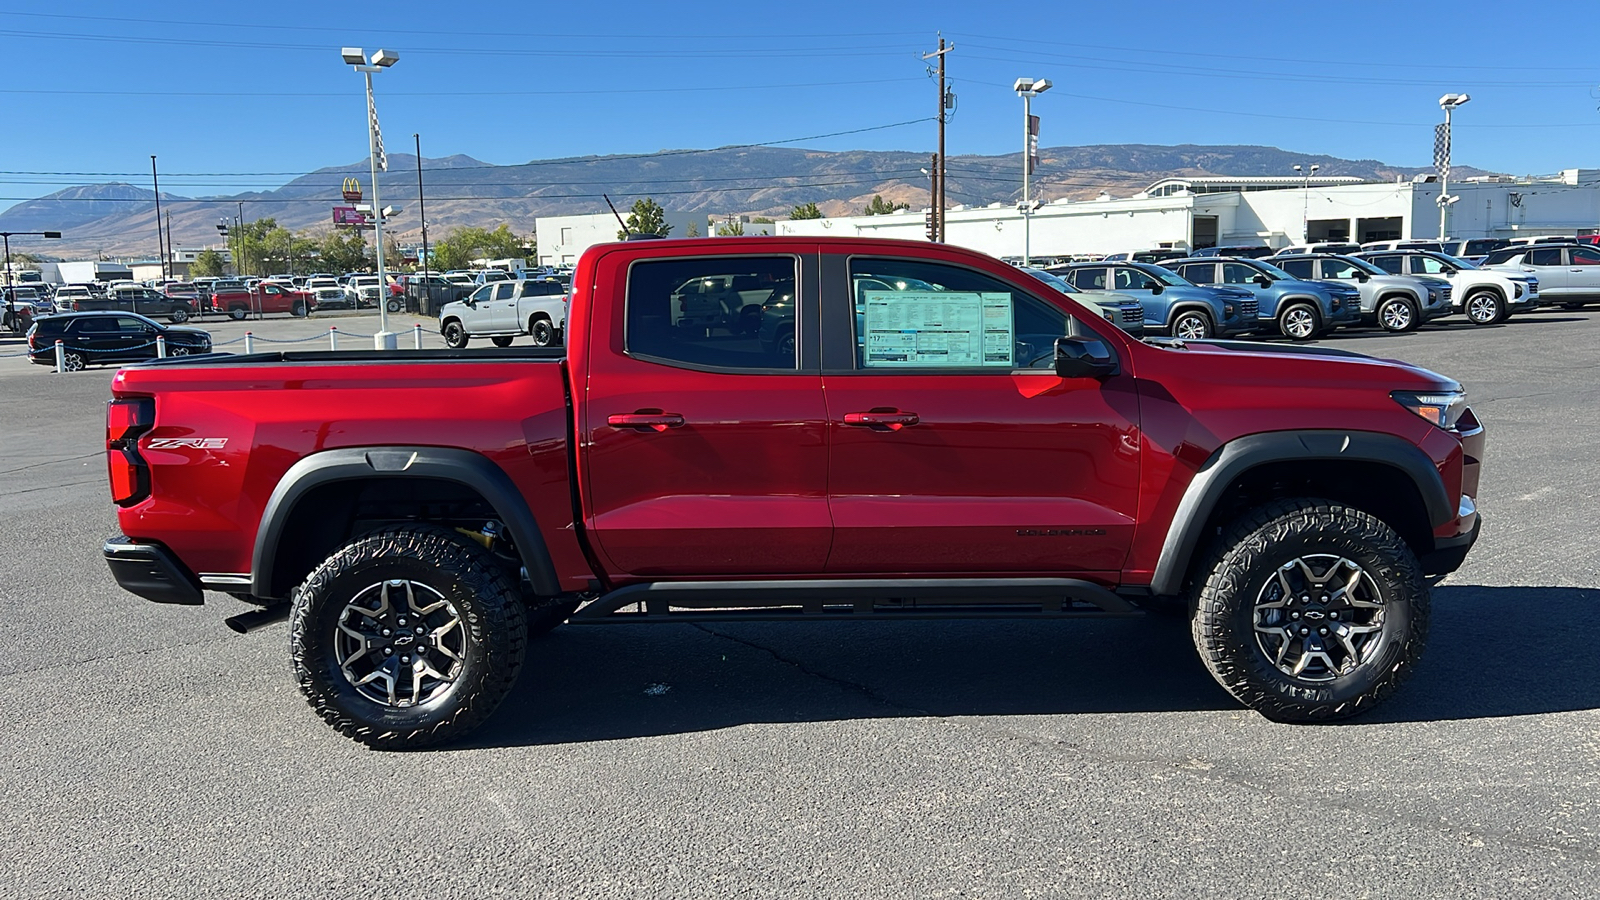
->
104, 536, 204, 605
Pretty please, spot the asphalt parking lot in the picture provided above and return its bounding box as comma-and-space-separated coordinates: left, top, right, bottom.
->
0, 309, 1597, 898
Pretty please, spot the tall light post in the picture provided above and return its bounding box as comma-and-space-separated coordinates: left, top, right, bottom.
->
342, 46, 400, 350
1013, 77, 1051, 266
1437, 93, 1470, 241
1293, 163, 1319, 242
2, 230, 61, 331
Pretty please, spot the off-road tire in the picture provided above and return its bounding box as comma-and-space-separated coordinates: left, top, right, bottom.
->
290, 525, 527, 749
1190, 498, 1428, 723
442, 320, 469, 349
1171, 309, 1214, 340
490, 335, 514, 348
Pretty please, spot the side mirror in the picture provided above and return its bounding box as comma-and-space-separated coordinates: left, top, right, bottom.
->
1054, 337, 1120, 379
1355, 272, 1370, 282
1254, 275, 1272, 287
1149, 283, 1165, 295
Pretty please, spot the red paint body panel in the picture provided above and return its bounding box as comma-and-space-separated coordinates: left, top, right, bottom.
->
107, 235, 1483, 600
207, 285, 314, 316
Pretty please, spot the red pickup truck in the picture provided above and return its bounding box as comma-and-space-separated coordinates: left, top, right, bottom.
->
207, 282, 315, 319
102, 236, 1484, 748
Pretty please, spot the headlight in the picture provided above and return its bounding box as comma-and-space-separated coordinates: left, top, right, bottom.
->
1223, 303, 1235, 315
1331, 298, 1342, 310
1427, 288, 1439, 301
1392, 390, 1468, 430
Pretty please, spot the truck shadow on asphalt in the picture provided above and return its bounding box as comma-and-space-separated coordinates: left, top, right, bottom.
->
469, 585, 1598, 747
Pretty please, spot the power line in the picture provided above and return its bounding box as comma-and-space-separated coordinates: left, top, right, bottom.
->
0, 77, 924, 99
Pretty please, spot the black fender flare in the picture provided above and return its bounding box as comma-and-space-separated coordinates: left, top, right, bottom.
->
1148, 430, 1453, 596
250, 446, 560, 600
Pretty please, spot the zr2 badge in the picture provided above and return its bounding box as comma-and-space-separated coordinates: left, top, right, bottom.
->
148, 437, 229, 450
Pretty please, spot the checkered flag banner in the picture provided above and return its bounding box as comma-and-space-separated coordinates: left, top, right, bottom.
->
1433, 123, 1450, 176
368, 85, 388, 172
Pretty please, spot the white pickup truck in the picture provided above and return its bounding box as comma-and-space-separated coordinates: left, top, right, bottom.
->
438, 277, 567, 348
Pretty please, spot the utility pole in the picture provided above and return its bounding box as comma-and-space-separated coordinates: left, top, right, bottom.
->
151, 156, 168, 281
1437, 94, 1470, 241
165, 210, 174, 280
923, 37, 953, 242
415, 133, 429, 280
1294, 163, 1318, 243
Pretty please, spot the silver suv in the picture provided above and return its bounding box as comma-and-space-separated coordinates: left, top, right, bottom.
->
1271, 253, 1451, 332
1358, 249, 1538, 325
1481, 243, 1600, 310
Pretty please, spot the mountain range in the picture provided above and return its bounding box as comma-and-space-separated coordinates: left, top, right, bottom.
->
0, 144, 1489, 260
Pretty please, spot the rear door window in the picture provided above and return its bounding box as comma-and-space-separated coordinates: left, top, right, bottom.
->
494, 283, 515, 301
1112, 267, 1158, 291
626, 256, 797, 370
1067, 267, 1107, 290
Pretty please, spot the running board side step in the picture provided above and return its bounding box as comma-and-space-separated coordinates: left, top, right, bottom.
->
567, 578, 1141, 625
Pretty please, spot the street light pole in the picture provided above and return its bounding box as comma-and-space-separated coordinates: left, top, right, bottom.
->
151, 156, 168, 282
343, 47, 400, 350
415, 133, 429, 280
1437, 93, 1470, 241
2, 230, 62, 332
1293, 163, 1319, 243
1013, 78, 1051, 267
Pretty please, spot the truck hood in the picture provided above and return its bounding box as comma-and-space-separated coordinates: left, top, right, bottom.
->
1162, 338, 1460, 392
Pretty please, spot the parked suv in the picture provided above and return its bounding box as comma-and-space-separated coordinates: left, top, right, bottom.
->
1439, 239, 1510, 262
1271, 253, 1451, 332
1018, 266, 1146, 337
1052, 261, 1257, 339
27, 311, 211, 370
1480, 243, 1600, 309
1276, 242, 1362, 256
1169, 257, 1361, 340
1357, 249, 1537, 325
72, 285, 195, 324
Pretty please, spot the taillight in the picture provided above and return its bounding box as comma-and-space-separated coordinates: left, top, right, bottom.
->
107, 398, 155, 506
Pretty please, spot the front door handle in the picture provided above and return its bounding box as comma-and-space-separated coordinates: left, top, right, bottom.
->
843, 408, 920, 431
608, 411, 685, 433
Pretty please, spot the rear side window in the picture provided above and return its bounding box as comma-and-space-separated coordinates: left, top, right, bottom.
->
1367, 255, 1405, 275
1276, 258, 1314, 279
1068, 267, 1107, 290
626, 256, 796, 370
1525, 248, 1563, 267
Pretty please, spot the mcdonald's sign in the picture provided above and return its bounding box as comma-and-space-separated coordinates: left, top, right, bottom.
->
341, 177, 362, 202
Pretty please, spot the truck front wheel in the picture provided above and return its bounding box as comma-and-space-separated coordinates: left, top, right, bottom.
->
1171, 310, 1213, 340
1190, 498, 1428, 723
289, 525, 527, 749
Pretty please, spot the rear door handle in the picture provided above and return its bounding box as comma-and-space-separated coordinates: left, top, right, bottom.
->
843, 409, 920, 431
607, 411, 685, 433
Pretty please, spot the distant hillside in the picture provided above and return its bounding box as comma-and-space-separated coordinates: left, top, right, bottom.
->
0, 144, 1493, 259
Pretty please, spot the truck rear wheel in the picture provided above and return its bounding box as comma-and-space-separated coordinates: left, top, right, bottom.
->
1191, 498, 1428, 723
442, 320, 469, 349
529, 316, 555, 347
289, 525, 527, 749
228, 306, 248, 321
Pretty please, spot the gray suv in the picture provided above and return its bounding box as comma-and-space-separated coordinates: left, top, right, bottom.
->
1271, 254, 1451, 332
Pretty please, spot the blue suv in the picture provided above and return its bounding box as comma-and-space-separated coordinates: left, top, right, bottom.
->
1050, 261, 1256, 339
1168, 257, 1361, 341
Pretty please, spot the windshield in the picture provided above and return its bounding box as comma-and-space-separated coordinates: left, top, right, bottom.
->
1251, 260, 1295, 280
1132, 263, 1191, 286
1019, 267, 1077, 294
1331, 255, 1386, 275
1432, 252, 1478, 270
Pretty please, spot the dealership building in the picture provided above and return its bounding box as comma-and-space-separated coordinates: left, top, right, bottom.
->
776, 169, 1600, 257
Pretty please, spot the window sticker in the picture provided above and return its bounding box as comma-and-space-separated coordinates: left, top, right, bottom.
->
860, 291, 1014, 367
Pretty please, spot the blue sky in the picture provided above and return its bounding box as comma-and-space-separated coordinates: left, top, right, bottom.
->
3, 0, 1599, 206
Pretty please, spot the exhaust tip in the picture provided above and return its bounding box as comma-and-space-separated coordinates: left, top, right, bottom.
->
224, 604, 290, 634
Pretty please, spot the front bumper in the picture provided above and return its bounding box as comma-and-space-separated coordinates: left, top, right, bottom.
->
1420, 507, 1480, 577
104, 536, 204, 605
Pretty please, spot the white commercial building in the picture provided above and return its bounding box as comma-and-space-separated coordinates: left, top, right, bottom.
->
776, 169, 1600, 257
535, 211, 704, 267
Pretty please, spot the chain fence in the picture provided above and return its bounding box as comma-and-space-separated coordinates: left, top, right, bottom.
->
5, 322, 430, 368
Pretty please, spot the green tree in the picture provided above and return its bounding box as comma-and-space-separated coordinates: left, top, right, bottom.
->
751, 216, 774, 224
318, 228, 369, 273
617, 198, 672, 239
191, 248, 225, 278
430, 224, 529, 271
788, 202, 823, 220
684, 220, 700, 237
715, 219, 745, 236
861, 195, 909, 216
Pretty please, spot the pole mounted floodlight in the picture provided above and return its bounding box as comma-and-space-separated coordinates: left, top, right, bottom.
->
1436, 94, 1469, 240
341, 45, 399, 348
1439, 93, 1471, 110
1014, 77, 1051, 266
1, 230, 61, 332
